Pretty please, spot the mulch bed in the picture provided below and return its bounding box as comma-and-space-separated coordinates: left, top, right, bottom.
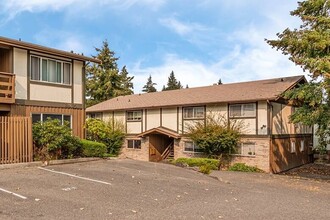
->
281, 163, 330, 182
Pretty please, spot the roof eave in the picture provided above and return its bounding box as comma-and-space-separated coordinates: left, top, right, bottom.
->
0, 36, 100, 63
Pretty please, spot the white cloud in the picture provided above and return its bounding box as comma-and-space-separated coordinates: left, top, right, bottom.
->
0, 0, 166, 24
159, 17, 208, 36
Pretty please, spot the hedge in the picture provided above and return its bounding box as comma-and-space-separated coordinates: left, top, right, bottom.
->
174, 158, 219, 170
81, 139, 107, 157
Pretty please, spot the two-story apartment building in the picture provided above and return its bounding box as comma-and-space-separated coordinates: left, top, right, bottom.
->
86, 75, 313, 173
0, 36, 99, 138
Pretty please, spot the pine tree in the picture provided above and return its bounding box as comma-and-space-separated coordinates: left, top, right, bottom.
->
117, 66, 134, 96
142, 75, 157, 93
86, 40, 134, 107
162, 71, 183, 91
266, 0, 330, 154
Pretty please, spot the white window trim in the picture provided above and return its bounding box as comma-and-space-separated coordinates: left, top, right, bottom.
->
229, 103, 256, 118
127, 139, 142, 149
30, 55, 72, 85
184, 141, 203, 153
127, 111, 142, 122
300, 140, 305, 152
183, 106, 205, 119
231, 142, 256, 157
291, 141, 296, 153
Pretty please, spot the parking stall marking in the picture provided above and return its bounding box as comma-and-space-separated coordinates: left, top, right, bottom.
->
0, 187, 27, 200
38, 167, 112, 185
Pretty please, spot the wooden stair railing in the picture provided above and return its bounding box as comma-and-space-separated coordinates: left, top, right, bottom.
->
161, 142, 174, 160
0, 72, 15, 104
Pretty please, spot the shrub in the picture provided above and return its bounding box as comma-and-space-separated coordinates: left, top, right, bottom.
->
86, 118, 125, 155
228, 163, 263, 172
32, 119, 82, 161
186, 113, 243, 156
174, 158, 219, 170
80, 139, 107, 157
199, 164, 212, 174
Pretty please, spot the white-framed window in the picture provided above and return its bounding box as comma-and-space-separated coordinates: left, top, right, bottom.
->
229, 103, 256, 118
184, 141, 203, 153
30, 55, 71, 85
300, 140, 305, 152
290, 141, 296, 153
32, 113, 71, 128
236, 142, 256, 156
127, 111, 142, 121
183, 107, 204, 119
127, 139, 141, 149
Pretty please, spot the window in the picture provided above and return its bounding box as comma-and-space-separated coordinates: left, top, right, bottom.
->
30, 55, 71, 85
127, 140, 141, 149
291, 141, 296, 153
184, 141, 203, 153
32, 113, 71, 127
127, 111, 142, 121
88, 113, 102, 119
229, 103, 256, 118
236, 142, 256, 156
300, 140, 305, 152
183, 107, 204, 119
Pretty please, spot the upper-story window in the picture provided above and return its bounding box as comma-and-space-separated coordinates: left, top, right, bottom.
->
183, 106, 204, 119
127, 111, 142, 121
229, 103, 256, 118
30, 55, 71, 85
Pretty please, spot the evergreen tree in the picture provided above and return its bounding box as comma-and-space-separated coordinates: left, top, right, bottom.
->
117, 66, 134, 96
142, 75, 157, 93
267, 0, 330, 154
162, 71, 183, 91
86, 40, 134, 107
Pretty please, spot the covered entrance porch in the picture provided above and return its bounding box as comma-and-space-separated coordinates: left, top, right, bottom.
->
138, 127, 181, 162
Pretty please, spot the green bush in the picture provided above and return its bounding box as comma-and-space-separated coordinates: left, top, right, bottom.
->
86, 118, 125, 156
32, 119, 82, 161
228, 163, 263, 172
199, 164, 212, 174
80, 139, 107, 157
174, 158, 219, 170
186, 113, 243, 156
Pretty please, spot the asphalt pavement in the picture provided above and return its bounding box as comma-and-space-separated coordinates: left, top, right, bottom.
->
0, 159, 329, 220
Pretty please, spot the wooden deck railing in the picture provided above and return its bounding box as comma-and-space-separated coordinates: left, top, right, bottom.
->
0, 117, 33, 164
0, 71, 15, 104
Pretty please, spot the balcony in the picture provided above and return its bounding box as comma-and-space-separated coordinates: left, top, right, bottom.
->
0, 72, 15, 104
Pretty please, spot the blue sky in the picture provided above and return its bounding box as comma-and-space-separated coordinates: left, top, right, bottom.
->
0, 0, 305, 93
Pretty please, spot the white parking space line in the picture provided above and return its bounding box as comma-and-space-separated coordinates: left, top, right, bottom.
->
38, 167, 112, 185
0, 187, 27, 200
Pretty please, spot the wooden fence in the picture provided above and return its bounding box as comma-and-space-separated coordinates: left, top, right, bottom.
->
0, 117, 33, 164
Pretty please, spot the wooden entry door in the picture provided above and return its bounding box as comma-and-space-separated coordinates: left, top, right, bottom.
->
149, 145, 162, 162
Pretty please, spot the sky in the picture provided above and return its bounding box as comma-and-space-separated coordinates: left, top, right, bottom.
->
0, 0, 306, 93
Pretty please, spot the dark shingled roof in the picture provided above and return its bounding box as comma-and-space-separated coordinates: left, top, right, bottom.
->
86, 75, 305, 112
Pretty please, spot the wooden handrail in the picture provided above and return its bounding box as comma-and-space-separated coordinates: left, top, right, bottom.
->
0, 72, 15, 104
0, 71, 15, 76
161, 142, 174, 160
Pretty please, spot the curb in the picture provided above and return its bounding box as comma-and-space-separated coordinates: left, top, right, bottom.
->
0, 157, 102, 170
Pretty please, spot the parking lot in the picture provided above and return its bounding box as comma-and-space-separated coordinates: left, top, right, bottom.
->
0, 159, 329, 220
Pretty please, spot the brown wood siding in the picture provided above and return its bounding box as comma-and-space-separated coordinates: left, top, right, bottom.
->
0, 48, 12, 73
270, 135, 312, 173
0, 116, 33, 164
9, 104, 85, 139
